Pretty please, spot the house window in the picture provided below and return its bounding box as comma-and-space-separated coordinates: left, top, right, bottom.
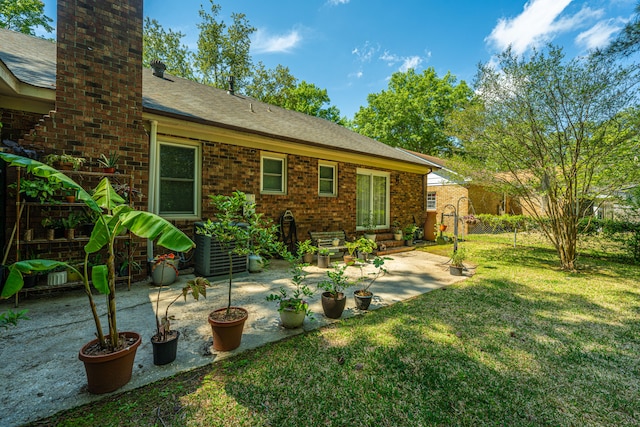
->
318, 162, 337, 196
158, 142, 200, 218
427, 192, 437, 210
356, 168, 390, 230
261, 153, 287, 194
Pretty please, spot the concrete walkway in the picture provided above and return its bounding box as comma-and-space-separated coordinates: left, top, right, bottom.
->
0, 250, 472, 426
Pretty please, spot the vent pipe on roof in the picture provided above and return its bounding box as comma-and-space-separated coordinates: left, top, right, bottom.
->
151, 59, 166, 78
227, 75, 235, 95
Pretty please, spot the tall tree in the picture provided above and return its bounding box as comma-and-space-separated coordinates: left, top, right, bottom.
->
601, 1, 640, 57
449, 46, 640, 270
143, 17, 195, 80
195, 0, 255, 91
351, 68, 473, 156
0, 0, 53, 35
245, 63, 344, 124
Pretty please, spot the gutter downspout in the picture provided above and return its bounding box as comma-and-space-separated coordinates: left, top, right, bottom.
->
147, 120, 159, 260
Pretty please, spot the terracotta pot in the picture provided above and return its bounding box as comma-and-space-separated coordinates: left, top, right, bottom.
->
321, 291, 346, 319
343, 255, 356, 265
439, 224, 447, 232
354, 290, 373, 310
78, 331, 141, 394
151, 331, 179, 365
102, 167, 116, 174
65, 195, 76, 203
208, 307, 248, 351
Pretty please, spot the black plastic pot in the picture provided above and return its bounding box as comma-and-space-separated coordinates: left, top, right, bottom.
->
151, 331, 180, 365
353, 290, 373, 310
321, 292, 346, 319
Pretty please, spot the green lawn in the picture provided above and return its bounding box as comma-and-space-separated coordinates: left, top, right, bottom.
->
36, 233, 640, 426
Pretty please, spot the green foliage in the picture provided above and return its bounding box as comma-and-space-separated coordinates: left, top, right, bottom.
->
351, 67, 473, 156
475, 214, 537, 232
42, 154, 86, 170
356, 236, 377, 256
450, 247, 466, 267
97, 152, 120, 169
11, 176, 62, 204
0, 153, 195, 351
0, 0, 53, 35
296, 239, 317, 255
450, 45, 640, 270
266, 249, 314, 317
143, 17, 195, 79
318, 264, 358, 299
0, 309, 29, 330
198, 191, 286, 316
355, 256, 390, 293
155, 277, 210, 342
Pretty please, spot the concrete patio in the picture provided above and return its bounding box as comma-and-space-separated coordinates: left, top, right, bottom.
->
0, 250, 472, 426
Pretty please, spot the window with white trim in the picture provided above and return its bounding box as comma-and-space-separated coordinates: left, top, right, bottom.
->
427, 192, 437, 210
157, 141, 200, 218
356, 168, 390, 230
261, 152, 287, 194
318, 162, 337, 196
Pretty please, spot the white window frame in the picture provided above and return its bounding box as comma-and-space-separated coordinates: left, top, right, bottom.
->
427, 191, 437, 211
154, 140, 201, 220
356, 168, 390, 231
318, 161, 337, 197
260, 152, 287, 195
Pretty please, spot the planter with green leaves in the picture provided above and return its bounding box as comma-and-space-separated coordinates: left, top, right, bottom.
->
297, 239, 317, 264
343, 240, 359, 265
266, 249, 314, 329
11, 177, 62, 203
362, 211, 377, 241
151, 277, 210, 365
353, 256, 390, 310
198, 191, 284, 351
0, 153, 195, 394
61, 211, 83, 240
356, 236, 377, 262
392, 220, 403, 241
43, 153, 86, 171
317, 263, 358, 319
97, 152, 120, 173
317, 247, 334, 269
449, 248, 466, 276
404, 224, 418, 246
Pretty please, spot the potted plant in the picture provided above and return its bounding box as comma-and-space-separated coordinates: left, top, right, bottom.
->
449, 248, 466, 276
318, 263, 358, 319
64, 189, 77, 203
438, 223, 448, 232
392, 220, 403, 241
362, 211, 377, 241
151, 276, 210, 365
43, 153, 86, 171
61, 211, 82, 240
97, 152, 120, 173
356, 236, 377, 262
150, 253, 180, 286
41, 214, 57, 241
0, 153, 195, 394
297, 239, 317, 264
343, 239, 359, 265
317, 247, 334, 268
404, 224, 418, 246
266, 249, 314, 329
353, 256, 391, 310
197, 191, 284, 352
11, 176, 62, 203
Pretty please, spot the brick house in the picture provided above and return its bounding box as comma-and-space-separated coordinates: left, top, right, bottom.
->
0, 0, 436, 273
401, 150, 521, 239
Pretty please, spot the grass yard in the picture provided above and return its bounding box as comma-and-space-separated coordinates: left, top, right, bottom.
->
32, 233, 640, 426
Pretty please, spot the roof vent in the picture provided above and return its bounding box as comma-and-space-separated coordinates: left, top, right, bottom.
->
151, 59, 167, 78
227, 75, 235, 95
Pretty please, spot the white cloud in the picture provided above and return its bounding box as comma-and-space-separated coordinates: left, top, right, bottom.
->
252, 28, 301, 53
352, 42, 379, 62
399, 56, 423, 72
485, 0, 602, 55
327, 0, 349, 4
576, 18, 626, 50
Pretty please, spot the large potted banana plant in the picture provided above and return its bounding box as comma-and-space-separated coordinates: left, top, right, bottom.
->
0, 153, 195, 394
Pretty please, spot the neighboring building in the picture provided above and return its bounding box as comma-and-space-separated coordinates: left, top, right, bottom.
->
401, 150, 520, 239
0, 0, 436, 271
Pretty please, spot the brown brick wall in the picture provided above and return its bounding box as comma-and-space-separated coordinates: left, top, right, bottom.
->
0, 109, 44, 145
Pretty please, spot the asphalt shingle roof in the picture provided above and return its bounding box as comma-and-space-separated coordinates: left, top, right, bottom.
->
1, 28, 426, 166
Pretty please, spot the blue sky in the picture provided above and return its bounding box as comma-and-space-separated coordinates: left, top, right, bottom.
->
39, 0, 637, 119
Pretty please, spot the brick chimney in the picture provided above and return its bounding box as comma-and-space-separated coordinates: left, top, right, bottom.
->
23, 0, 147, 165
